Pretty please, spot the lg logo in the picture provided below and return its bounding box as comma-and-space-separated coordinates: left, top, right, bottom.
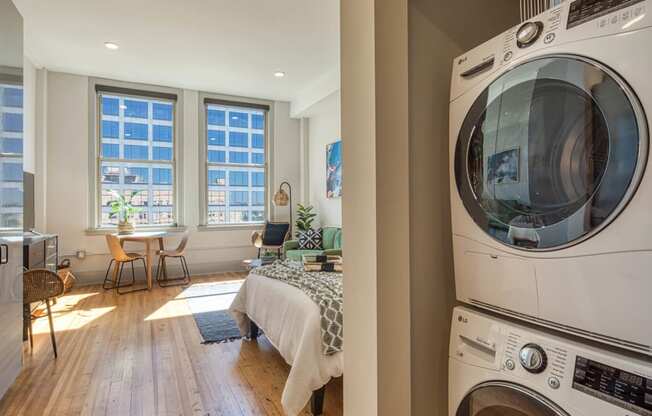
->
458, 57, 467, 65
458, 315, 468, 324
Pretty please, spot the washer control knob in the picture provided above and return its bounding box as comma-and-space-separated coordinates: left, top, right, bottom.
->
505, 359, 516, 370
519, 343, 548, 373
516, 21, 543, 48
548, 376, 560, 389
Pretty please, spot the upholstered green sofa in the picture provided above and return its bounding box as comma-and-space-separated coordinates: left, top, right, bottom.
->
284, 227, 342, 261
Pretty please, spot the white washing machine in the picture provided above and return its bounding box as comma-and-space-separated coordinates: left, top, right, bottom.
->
450, 306, 652, 416
449, 0, 652, 355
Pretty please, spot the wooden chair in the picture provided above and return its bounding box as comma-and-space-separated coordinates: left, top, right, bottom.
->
251, 222, 290, 258
103, 234, 148, 294
156, 233, 191, 287
23, 269, 65, 358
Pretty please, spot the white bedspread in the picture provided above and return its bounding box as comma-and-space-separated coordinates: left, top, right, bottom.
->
229, 271, 344, 416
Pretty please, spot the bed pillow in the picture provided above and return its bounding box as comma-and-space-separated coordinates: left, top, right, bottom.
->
298, 228, 323, 250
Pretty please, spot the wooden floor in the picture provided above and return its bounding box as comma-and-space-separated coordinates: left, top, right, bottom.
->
0, 273, 343, 416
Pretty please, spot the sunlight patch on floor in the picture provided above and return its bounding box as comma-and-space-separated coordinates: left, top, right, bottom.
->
31, 305, 115, 335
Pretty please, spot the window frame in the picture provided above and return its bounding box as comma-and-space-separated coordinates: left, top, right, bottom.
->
198, 92, 273, 230
87, 78, 185, 232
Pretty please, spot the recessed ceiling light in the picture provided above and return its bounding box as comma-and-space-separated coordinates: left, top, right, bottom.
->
104, 42, 119, 50
274, 71, 286, 78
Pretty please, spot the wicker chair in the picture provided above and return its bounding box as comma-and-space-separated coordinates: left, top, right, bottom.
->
23, 269, 65, 358
103, 234, 148, 295
156, 233, 191, 287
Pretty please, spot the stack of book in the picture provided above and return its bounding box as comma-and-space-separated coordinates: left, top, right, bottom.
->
302, 254, 343, 272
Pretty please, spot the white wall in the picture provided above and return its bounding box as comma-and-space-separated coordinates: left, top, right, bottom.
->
302, 91, 341, 227
22, 57, 36, 174
40, 70, 300, 284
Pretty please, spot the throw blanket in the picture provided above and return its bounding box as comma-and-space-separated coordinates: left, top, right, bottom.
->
254, 260, 343, 354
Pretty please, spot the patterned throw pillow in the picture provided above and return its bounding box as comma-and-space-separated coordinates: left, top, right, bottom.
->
298, 228, 323, 250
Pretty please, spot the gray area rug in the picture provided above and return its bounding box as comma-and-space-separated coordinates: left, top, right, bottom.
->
180, 281, 244, 344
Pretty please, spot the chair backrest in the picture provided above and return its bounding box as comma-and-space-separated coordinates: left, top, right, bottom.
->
262, 222, 290, 247
105, 234, 132, 262
174, 233, 190, 254
24, 269, 65, 304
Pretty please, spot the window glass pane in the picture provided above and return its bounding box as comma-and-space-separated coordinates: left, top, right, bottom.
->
124, 166, 149, 184
153, 147, 172, 161
252, 172, 264, 187
251, 153, 264, 165
2, 87, 23, 108
124, 145, 148, 160
102, 143, 119, 159
252, 133, 264, 149
153, 168, 172, 184
208, 150, 226, 163
207, 109, 225, 126
229, 151, 248, 164
229, 191, 249, 206
229, 132, 248, 147
252, 191, 264, 206
229, 112, 248, 128
102, 97, 119, 116
229, 171, 248, 186
252, 114, 264, 130
153, 125, 172, 142
208, 190, 226, 206
124, 122, 148, 140
1, 162, 22, 181
102, 120, 119, 138
124, 99, 148, 118
1, 138, 22, 154
101, 164, 121, 184
2, 113, 22, 132
153, 103, 173, 121
208, 169, 226, 186
208, 130, 225, 146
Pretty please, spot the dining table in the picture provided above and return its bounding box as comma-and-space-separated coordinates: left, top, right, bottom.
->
112, 230, 172, 290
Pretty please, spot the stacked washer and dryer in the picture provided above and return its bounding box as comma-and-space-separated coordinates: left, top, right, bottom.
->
448, 0, 652, 415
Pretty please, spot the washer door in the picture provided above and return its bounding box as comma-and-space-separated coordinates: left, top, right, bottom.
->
455, 55, 647, 250
456, 382, 569, 416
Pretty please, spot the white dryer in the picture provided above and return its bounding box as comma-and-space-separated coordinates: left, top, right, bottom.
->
449, 0, 652, 355
449, 306, 652, 416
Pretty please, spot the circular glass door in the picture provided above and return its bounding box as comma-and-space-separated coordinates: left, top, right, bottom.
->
456, 382, 569, 416
455, 55, 648, 250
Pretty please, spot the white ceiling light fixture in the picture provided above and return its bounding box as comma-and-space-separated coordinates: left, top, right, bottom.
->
104, 41, 119, 50
274, 71, 286, 78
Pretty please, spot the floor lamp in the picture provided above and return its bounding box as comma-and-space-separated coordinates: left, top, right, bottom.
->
273, 181, 293, 237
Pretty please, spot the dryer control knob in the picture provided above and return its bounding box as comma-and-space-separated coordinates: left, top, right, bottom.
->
516, 21, 543, 48
519, 343, 547, 373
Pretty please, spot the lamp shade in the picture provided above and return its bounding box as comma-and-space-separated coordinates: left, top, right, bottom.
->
273, 188, 289, 206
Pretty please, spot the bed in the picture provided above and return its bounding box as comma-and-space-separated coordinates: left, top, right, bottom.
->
229, 265, 343, 416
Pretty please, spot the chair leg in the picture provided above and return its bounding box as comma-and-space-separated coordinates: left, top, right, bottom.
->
102, 259, 116, 290
158, 256, 191, 287
257, 248, 261, 259
45, 299, 57, 359
155, 255, 163, 283
117, 260, 148, 295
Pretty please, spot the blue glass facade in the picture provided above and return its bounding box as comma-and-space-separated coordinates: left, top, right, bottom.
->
207, 109, 225, 126
153, 125, 172, 142
124, 99, 148, 118
153, 103, 173, 121
208, 150, 226, 163
229, 132, 248, 147
124, 122, 148, 140
1, 84, 24, 229
229, 151, 248, 164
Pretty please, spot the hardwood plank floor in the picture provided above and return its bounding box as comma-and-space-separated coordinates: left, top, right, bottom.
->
0, 273, 343, 416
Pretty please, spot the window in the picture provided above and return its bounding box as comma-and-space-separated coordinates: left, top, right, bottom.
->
0, 82, 23, 229
96, 89, 176, 227
203, 101, 268, 225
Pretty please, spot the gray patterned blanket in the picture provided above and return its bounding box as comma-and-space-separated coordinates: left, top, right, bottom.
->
253, 260, 343, 355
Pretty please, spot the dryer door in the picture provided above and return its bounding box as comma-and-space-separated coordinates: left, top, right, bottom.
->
454, 55, 648, 250
456, 382, 569, 416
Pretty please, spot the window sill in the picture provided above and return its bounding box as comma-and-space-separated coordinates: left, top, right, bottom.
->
85, 225, 188, 236
197, 224, 264, 232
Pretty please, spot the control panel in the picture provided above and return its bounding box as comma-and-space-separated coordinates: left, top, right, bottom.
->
573, 356, 652, 416
568, 0, 646, 28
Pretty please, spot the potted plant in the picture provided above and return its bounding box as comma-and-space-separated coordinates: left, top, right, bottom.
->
295, 204, 316, 238
108, 190, 142, 235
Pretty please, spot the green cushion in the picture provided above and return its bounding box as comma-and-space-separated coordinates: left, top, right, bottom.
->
321, 227, 338, 250
285, 249, 325, 262
333, 229, 342, 250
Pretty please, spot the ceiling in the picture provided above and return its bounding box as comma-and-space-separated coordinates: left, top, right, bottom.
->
13, 0, 340, 103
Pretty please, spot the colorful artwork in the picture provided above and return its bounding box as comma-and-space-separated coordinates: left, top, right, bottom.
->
326, 140, 342, 198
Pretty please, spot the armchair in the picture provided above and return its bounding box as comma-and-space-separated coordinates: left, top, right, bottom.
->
251, 221, 291, 258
